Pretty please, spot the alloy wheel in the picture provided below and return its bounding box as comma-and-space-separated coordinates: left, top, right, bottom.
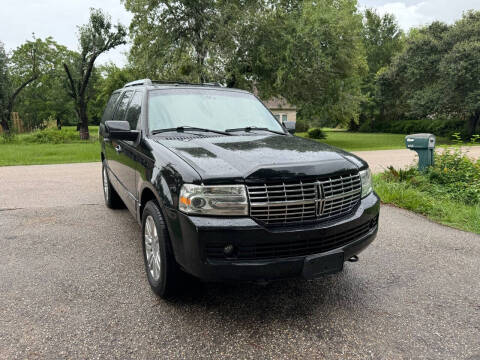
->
144, 215, 161, 281
103, 167, 109, 201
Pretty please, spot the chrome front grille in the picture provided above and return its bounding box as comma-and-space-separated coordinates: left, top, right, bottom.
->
247, 173, 362, 225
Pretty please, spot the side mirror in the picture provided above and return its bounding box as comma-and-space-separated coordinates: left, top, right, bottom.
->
105, 120, 139, 141
283, 121, 296, 134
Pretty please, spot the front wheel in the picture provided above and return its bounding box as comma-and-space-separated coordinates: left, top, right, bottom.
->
142, 200, 183, 298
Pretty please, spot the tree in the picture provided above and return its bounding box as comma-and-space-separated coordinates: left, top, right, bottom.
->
362, 9, 404, 76
0, 42, 8, 132
125, 0, 256, 83
88, 63, 136, 123
439, 11, 480, 135
0, 39, 40, 133
248, 0, 367, 126
355, 9, 403, 129
13, 38, 75, 130
377, 11, 480, 137
125, 0, 373, 127
63, 8, 127, 139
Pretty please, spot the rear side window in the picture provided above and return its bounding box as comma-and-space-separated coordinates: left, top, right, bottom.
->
125, 91, 143, 130
101, 92, 121, 123
113, 91, 133, 121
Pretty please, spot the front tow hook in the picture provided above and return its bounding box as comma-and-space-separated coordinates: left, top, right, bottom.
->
347, 255, 359, 262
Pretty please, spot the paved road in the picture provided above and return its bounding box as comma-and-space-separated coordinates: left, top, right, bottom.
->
355, 147, 480, 173
0, 164, 479, 359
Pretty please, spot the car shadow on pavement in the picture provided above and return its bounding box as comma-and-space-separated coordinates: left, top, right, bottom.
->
163, 266, 372, 325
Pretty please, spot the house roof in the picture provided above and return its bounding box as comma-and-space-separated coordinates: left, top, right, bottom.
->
262, 96, 296, 110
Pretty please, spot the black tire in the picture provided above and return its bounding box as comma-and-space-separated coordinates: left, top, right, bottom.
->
102, 160, 124, 209
142, 200, 183, 298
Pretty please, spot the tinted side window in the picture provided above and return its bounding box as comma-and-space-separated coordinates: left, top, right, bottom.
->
101, 92, 121, 123
113, 91, 133, 121
125, 91, 143, 130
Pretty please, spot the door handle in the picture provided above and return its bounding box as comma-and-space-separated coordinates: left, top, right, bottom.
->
115, 144, 122, 153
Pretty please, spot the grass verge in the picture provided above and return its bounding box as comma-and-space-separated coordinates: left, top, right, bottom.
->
0, 126, 100, 166
0, 143, 100, 166
374, 175, 480, 234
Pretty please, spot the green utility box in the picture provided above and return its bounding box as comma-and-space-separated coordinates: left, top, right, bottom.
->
405, 133, 436, 171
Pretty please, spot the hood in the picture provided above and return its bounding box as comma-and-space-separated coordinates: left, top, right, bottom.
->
153, 133, 367, 182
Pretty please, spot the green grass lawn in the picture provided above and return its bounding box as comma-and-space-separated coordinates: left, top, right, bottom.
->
0, 126, 100, 166
0, 143, 100, 166
297, 130, 452, 151
374, 175, 480, 234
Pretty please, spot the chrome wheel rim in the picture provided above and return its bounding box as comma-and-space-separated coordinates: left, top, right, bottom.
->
103, 167, 109, 201
144, 215, 161, 281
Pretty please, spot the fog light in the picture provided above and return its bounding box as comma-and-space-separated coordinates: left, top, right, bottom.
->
223, 244, 235, 257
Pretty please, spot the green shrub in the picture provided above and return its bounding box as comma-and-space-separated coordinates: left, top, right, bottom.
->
383, 147, 480, 206
307, 127, 327, 139
295, 119, 310, 132
357, 117, 465, 138
21, 128, 79, 144
18, 127, 99, 144
0, 132, 16, 144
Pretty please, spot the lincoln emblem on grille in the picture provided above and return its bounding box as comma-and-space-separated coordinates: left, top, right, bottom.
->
315, 181, 325, 216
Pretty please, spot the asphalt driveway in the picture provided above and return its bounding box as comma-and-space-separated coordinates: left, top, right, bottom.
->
0, 163, 479, 359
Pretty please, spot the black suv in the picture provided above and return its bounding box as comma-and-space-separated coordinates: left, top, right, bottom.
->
100, 79, 380, 298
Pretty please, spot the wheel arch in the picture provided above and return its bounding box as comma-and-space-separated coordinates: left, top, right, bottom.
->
139, 185, 162, 221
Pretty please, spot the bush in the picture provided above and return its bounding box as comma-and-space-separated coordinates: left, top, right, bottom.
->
357, 117, 466, 138
0, 132, 16, 143
383, 147, 480, 205
307, 127, 327, 139
18, 127, 99, 144
295, 119, 310, 132
21, 128, 78, 144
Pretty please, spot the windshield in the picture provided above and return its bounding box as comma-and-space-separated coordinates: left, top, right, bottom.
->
148, 88, 285, 133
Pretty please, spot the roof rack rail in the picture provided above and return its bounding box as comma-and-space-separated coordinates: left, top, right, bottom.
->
124, 79, 152, 87
123, 79, 225, 88
151, 80, 224, 87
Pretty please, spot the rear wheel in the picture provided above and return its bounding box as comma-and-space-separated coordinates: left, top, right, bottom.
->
102, 160, 124, 209
142, 200, 183, 298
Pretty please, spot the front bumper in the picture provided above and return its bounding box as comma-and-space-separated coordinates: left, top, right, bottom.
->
165, 192, 380, 281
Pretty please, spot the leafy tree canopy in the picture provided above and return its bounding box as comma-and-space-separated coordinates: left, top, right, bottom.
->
378, 11, 480, 136
1, 36, 68, 133
64, 8, 127, 139
126, 0, 368, 126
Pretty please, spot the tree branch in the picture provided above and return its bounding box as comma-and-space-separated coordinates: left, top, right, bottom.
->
79, 54, 97, 98
63, 63, 77, 100
8, 74, 38, 113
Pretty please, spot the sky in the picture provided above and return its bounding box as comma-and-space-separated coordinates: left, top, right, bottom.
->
1, 0, 480, 66
358, 0, 480, 29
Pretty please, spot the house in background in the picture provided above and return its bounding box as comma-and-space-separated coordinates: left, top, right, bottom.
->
263, 96, 297, 123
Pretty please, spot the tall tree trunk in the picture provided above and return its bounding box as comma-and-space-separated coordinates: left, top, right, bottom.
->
78, 105, 89, 140
467, 112, 480, 138
1, 112, 10, 133
76, 99, 89, 140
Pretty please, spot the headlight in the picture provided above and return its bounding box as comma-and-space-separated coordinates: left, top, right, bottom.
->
179, 184, 248, 215
359, 168, 373, 198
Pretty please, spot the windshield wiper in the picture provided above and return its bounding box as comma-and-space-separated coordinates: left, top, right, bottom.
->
225, 126, 286, 135
151, 126, 231, 136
